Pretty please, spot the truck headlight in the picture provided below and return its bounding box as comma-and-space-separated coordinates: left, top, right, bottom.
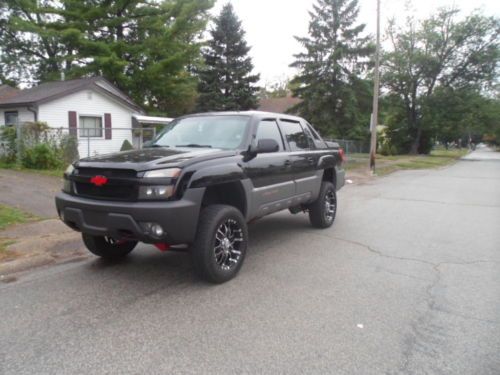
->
138, 185, 175, 200
62, 164, 74, 193
143, 168, 181, 178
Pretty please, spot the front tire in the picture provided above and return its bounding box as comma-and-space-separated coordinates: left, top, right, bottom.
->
82, 234, 137, 259
308, 181, 337, 228
191, 205, 248, 284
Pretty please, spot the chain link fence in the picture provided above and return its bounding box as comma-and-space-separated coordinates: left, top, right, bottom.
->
325, 138, 370, 167
0, 123, 160, 168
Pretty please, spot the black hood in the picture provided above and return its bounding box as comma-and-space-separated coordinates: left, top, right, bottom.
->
76, 147, 237, 171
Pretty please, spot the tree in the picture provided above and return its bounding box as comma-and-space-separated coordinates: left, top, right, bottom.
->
289, 0, 374, 139
382, 8, 500, 153
0, 0, 214, 116
196, 3, 259, 111
424, 88, 500, 145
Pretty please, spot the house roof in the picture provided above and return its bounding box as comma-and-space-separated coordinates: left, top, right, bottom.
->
258, 97, 302, 114
0, 77, 144, 113
0, 85, 20, 101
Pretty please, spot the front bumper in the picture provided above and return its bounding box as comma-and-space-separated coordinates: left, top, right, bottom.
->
55, 188, 205, 244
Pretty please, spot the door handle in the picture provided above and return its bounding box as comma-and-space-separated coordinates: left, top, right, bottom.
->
307, 157, 315, 165
284, 160, 291, 166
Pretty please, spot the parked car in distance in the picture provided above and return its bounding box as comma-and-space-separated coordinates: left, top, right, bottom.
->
55, 111, 345, 283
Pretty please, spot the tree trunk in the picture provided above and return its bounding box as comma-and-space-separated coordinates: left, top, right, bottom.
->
410, 126, 422, 154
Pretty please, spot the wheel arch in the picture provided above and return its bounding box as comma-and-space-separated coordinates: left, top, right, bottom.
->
201, 181, 248, 218
322, 167, 337, 190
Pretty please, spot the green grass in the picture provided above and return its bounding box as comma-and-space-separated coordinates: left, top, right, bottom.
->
375, 149, 468, 176
0, 162, 64, 178
0, 204, 38, 231
345, 148, 468, 175
0, 205, 40, 261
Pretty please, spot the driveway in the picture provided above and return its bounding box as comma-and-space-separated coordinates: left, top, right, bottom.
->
0, 150, 499, 374
0, 169, 61, 218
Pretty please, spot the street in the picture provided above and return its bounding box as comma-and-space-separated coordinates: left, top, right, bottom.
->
1, 149, 499, 374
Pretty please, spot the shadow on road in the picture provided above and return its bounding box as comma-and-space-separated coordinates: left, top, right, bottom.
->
76, 212, 319, 287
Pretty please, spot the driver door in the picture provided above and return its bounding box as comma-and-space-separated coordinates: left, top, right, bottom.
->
243, 119, 294, 216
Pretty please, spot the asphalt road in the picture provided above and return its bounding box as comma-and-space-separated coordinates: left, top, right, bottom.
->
1, 149, 499, 374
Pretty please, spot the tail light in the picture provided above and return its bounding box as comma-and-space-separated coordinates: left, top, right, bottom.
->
339, 148, 347, 163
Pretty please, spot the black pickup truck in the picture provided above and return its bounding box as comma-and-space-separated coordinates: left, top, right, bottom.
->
56, 111, 345, 283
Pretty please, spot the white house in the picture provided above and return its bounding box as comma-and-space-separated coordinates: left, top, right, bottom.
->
0, 77, 170, 157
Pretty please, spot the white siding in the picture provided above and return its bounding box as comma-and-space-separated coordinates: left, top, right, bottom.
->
38, 89, 137, 158
0, 107, 35, 126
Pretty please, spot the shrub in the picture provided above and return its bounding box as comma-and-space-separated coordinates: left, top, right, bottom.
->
0, 126, 17, 164
120, 139, 134, 151
59, 134, 80, 164
22, 144, 62, 170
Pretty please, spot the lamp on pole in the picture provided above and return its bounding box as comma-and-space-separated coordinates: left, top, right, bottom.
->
369, 0, 381, 173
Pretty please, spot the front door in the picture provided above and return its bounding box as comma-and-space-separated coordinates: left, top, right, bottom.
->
243, 119, 294, 216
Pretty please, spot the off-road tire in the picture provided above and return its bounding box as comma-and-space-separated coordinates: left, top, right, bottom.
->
308, 181, 337, 228
82, 234, 137, 259
191, 205, 248, 284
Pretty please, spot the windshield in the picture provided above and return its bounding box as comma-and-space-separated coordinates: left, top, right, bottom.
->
152, 115, 250, 149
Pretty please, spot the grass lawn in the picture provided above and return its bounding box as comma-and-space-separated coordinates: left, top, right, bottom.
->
0, 205, 39, 261
346, 148, 469, 175
0, 162, 64, 178
0, 204, 38, 230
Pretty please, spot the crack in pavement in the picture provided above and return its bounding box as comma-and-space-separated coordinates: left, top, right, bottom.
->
305, 232, 500, 374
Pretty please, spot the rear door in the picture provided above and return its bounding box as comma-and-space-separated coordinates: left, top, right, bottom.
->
278, 119, 321, 197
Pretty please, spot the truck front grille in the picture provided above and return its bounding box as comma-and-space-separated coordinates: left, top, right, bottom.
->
73, 168, 138, 201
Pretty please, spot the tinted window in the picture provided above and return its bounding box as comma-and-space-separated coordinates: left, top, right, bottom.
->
302, 127, 316, 149
280, 120, 309, 151
306, 122, 320, 140
255, 120, 284, 151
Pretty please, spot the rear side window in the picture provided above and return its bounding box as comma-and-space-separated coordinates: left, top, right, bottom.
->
255, 119, 284, 151
306, 122, 321, 140
279, 120, 309, 151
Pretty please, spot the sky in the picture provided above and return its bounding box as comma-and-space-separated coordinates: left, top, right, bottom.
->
211, 0, 500, 86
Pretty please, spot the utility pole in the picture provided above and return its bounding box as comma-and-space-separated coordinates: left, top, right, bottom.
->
369, 0, 381, 173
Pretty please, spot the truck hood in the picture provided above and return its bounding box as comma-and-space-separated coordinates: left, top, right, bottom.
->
76, 147, 237, 171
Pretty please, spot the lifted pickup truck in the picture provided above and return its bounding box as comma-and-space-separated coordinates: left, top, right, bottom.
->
55, 111, 345, 283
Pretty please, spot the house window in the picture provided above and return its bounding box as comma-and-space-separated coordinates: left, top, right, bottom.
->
79, 116, 102, 137
4, 111, 18, 126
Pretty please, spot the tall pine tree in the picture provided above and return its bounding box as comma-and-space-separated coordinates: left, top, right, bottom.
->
196, 3, 259, 111
290, 0, 374, 138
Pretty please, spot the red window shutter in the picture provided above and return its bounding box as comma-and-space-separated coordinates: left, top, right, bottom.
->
68, 111, 77, 136
104, 113, 112, 139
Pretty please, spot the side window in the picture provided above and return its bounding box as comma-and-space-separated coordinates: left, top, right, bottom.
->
255, 119, 284, 151
280, 120, 309, 151
302, 126, 316, 149
306, 122, 320, 140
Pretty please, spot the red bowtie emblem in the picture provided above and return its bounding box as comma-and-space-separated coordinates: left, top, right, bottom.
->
90, 175, 108, 186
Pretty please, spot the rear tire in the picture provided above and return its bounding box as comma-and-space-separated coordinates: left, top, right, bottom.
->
191, 205, 248, 284
82, 234, 137, 259
308, 181, 337, 228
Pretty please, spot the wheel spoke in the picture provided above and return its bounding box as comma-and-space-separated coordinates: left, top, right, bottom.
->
213, 218, 245, 269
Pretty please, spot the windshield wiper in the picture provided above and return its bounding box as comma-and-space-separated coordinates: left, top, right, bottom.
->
147, 144, 169, 148
175, 144, 212, 148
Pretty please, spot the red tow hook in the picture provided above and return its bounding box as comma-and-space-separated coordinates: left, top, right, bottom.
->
154, 243, 170, 252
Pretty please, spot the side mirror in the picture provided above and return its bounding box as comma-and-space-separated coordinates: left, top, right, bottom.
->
256, 138, 279, 154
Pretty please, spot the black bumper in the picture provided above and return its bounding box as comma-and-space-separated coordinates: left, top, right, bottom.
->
55, 188, 205, 244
